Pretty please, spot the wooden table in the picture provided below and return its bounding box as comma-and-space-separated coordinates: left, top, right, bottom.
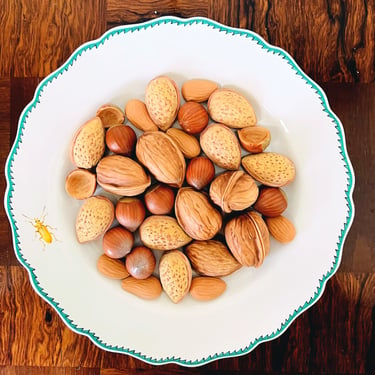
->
0, 1, 374, 374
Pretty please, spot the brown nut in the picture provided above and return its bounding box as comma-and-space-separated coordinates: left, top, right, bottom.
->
185, 240, 241, 277
105, 124, 136, 156
115, 197, 146, 232
136, 131, 186, 188
265, 215, 296, 243
200, 123, 241, 170
144, 184, 175, 215
96, 155, 151, 196
139, 215, 192, 251
175, 187, 222, 241
125, 99, 158, 132
159, 250, 192, 303
225, 211, 270, 267
181, 79, 219, 102
209, 170, 259, 213
76, 196, 114, 244
125, 246, 156, 280
177, 102, 209, 134
65, 169, 96, 200
96, 104, 125, 128
145, 76, 180, 131
238, 126, 271, 153
97, 254, 129, 279
166, 128, 201, 159
102, 226, 134, 259
189, 277, 226, 301
186, 156, 215, 190
121, 276, 162, 300
253, 187, 288, 217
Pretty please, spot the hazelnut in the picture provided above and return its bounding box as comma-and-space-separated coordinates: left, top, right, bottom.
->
125, 246, 156, 280
115, 197, 146, 232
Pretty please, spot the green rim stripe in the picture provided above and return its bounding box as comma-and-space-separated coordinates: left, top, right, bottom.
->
4, 16, 355, 367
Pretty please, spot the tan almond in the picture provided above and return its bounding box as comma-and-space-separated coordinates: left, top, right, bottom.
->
238, 126, 271, 153
145, 76, 180, 131
97, 254, 129, 279
75, 196, 114, 243
189, 277, 226, 301
208, 88, 257, 128
121, 276, 162, 300
159, 250, 192, 303
96, 155, 151, 196
181, 79, 219, 102
96, 104, 125, 128
177, 102, 209, 134
166, 128, 201, 159
200, 123, 241, 170
225, 211, 270, 267
242, 152, 296, 187
65, 168, 96, 200
265, 215, 296, 243
254, 187, 288, 217
136, 131, 186, 187
139, 215, 192, 251
125, 99, 158, 132
175, 187, 222, 241
71, 116, 105, 169
209, 170, 259, 213
185, 240, 241, 277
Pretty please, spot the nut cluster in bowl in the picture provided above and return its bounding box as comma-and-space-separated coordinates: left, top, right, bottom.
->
65, 76, 296, 303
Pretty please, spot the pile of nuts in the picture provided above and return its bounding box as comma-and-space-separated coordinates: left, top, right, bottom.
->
65, 76, 296, 303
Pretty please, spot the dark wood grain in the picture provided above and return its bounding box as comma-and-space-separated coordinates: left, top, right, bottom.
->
208, 0, 375, 83
0, 0, 106, 78
0, 1, 374, 374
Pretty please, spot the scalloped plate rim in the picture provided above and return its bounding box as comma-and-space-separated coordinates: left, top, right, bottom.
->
4, 16, 355, 367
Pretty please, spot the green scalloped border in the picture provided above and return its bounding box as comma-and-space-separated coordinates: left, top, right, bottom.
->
4, 16, 355, 367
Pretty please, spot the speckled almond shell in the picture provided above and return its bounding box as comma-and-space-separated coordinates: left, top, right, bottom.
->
145, 76, 180, 131
242, 152, 296, 187
159, 250, 192, 304
71, 116, 105, 169
139, 215, 192, 251
200, 123, 241, 170
207, 88, 257, 128
75, 196, 114, 244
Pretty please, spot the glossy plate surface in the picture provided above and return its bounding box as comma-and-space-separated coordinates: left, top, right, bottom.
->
4, 17, 355, 366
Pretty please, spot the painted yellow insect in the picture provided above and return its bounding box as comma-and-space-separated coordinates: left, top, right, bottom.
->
23, 209, 57, 245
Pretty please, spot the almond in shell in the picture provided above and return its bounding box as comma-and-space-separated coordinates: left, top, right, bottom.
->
145, 76, 180, 131
71, 116, 105, 169
189, 277, 226, 301
121, 276, 162, 300
76, 195, 114, 243
200, 123, 241, 170
159, 250, 192, 303
139, 215, 192, 251
208, 88, 257, 128
185, 240, 241, 277
242, 152, 296, 187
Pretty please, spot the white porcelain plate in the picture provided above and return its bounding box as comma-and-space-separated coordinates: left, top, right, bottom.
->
4, 17, 355, 366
